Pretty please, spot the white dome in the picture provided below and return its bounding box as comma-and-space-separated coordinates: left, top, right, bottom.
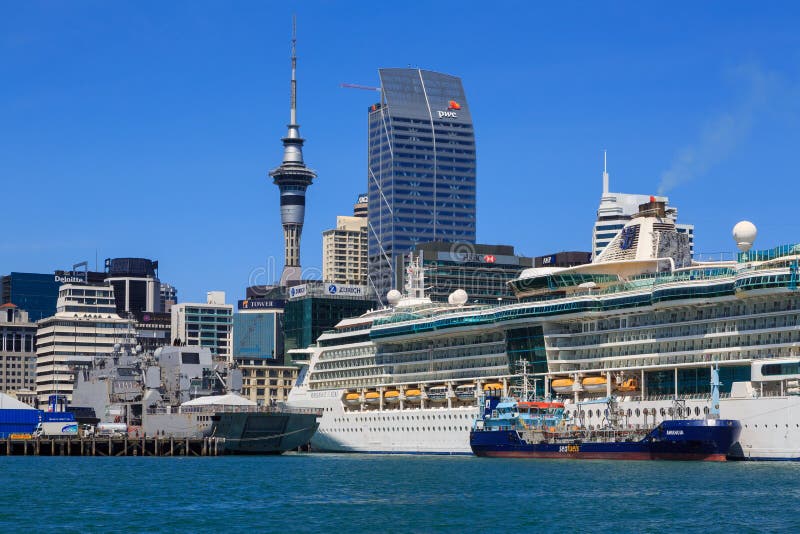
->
450, 289, 468, 306
733, 220, 757, 252
386, 289, 402, 306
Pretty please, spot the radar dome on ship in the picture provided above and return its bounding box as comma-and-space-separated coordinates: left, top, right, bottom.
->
449, 289, 468, 306
733, 221, 757, 252
386, 289, 402, 306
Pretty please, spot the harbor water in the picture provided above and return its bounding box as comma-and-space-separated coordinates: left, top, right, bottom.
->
2, 454, 799, 532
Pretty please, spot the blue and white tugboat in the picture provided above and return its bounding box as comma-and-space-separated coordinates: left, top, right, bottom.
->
470, 367, 741, 461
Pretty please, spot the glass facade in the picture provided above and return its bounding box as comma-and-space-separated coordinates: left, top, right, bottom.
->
0, 273, 61, 322
506, 326, 548, 374
645, 366, 751, 396
233, 312, 282, 362
283, 297, 374, 353
367, 69, 477, 302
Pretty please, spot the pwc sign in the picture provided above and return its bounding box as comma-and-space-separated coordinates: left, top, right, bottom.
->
437, 100, 462, 119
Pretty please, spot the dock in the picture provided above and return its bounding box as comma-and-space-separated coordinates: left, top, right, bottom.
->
3, 435, 225, 457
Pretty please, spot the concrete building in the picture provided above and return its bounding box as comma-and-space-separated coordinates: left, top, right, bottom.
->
269, 20, 317, 285
396, 243, 534, 304
0, 304, 37, 394
35, 283, 134, 406
105, 257, 162, 316
236, 358, 298, 406
593, 153, 694, 259
171, 291, 234, 362
353, 193, 368, 218
322, 199, 368, 285
367, 68, 477, 303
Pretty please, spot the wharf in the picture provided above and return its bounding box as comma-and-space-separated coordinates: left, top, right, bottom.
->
3, 435, 224, 457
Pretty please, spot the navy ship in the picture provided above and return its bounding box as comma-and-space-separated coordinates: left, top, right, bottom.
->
71, 344, 320, 454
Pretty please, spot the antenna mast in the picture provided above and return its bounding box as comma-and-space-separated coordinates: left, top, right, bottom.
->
290, 15, 297, 125
602, 149, 609, 195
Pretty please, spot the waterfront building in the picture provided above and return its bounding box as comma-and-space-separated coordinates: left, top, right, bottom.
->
35, 283, 134, 406
236, 358, 298, 405
367, 68, 477, 303
0, 304, 36, 393
269, 19, 317, 285
234, 298, 285, 363
171, 291, 234, 362
283, 282, 375, 353
160, 283, 178, 313
592, 154, 694, 258
322, 203, 368, 286
396, 242, 534, 304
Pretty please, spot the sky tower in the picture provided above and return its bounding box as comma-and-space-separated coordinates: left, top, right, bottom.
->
269, 16, 316, 285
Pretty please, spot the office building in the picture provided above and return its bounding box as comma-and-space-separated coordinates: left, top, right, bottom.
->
105, 257, 162, 316
35, 283, 134, 405
236, 358, 298, 405
353, 193, 368, 218
533, 251, 593, 268
1, 272, 61, 322
160, 283, 178, 313
171, 291, 234, 361
234, 298, 285, 363
593, 154, 694, 259
322, 196, 368, 285
397, 243, 534, 304
367, 68, 477, 303
283, 282, 374, 352
0, 304, 37, 394
269, 20, 317, 285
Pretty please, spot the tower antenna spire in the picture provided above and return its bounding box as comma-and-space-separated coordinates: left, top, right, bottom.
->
290, 14, 297, 125
602, 149, 609, 195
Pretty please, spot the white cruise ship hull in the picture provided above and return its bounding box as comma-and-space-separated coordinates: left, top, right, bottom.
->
288, 388, 479, 454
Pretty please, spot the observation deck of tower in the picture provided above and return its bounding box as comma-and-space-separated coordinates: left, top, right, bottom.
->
269, 17, 317, 286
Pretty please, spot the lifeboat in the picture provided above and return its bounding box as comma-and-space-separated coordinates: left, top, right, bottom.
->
384, 390, 400, 403
455, 384, 476, 400
344, 392, 361, 405
482, 382, 504, 392
582, 376, 608, 393
404, 388, 422, 402
427, 386, 448, 403
551, 378, 574, 394
616, 377, 639, 392
364, 391, 380, 404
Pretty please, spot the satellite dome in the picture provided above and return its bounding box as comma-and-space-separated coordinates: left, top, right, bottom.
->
450, 289, 468, 306
733, 220, 757, 252
386, 289, 402, 306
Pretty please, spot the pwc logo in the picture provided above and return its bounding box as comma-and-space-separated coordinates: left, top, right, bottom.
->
438, 100, 462, 119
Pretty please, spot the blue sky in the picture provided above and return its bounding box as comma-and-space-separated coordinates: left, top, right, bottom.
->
2, 1, 800, 303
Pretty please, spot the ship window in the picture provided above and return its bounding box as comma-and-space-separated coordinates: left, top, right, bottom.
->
694, 407, 700, 416
635, 409, 641, 417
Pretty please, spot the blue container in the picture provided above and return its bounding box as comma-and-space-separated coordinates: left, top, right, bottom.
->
0, 409, 43, 438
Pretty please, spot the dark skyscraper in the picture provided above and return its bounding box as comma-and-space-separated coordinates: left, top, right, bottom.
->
269, 17, 316, 285
367, 68, 477, 302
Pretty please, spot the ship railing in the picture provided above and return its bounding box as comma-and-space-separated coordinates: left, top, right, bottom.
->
149, 405, 323, 416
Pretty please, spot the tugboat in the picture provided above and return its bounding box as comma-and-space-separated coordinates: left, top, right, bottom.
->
470, 366, 740, 461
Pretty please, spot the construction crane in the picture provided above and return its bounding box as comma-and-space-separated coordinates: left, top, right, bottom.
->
341, 83, 381, 92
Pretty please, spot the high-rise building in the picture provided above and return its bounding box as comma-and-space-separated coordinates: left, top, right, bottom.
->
0, 304, 37, 394
367, 68, 477, 303
105, 257, 162, 316
353, 193, 368, 218
322, 200, 368, 286
592, 153, 694, 259
236, 358, 298, 406
0, 272, 62, 322
35, 283, 134, 405
160, 283, 178, 313
269, 18, 316, 285
171, 291, 234, 361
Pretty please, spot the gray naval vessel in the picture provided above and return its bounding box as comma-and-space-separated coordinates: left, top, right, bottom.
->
71, 343, 321, 454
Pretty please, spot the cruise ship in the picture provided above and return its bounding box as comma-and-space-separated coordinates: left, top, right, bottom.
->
287, 197, 800, 459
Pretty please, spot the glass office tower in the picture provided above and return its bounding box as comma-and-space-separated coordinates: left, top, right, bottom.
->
367, 68, 477, 303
